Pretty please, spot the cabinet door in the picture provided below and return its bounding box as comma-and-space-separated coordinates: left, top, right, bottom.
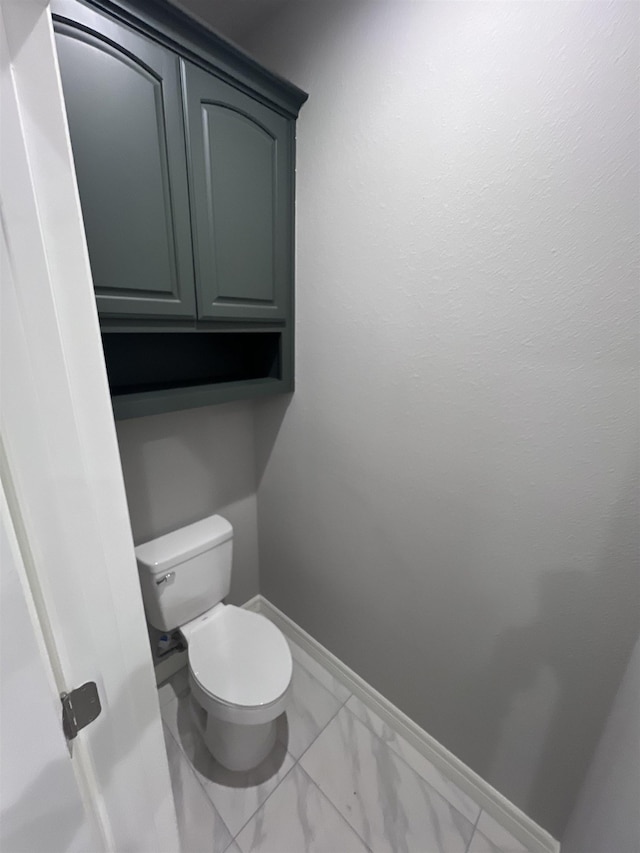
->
182, 61, 292, 322
53, 1, 196, 319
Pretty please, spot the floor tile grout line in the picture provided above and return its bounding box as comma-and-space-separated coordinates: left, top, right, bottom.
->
161, 701, 184, 755
291, 651, 352, 708
162, 688, 481, 853
165, 667, 483, 849
162, 661, 524, 853
162, 668, 353, 847
228, 684, 351, 841
173, 702, 298, 847
293, 650, 482, 827
296, 762, 375, 853
286, 636, 354, 698
468, 813, 533, 853
298, 700, 476, 853
228, 688, 352, 843
163, 717, 235, 843
290, 689, 352, 768
167, 696, 297, 845
342, 698, 481, 828
228, 752, 298, 843
291, 645, 522, 851
161, 704, 236, 844
463, 805, 484, 853
158, 670, 189, 705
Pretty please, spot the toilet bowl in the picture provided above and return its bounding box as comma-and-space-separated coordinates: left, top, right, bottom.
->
135, 514, 292, 772
181, 603, 292, 771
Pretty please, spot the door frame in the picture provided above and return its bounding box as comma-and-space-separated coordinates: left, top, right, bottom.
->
0, 2, 179, 850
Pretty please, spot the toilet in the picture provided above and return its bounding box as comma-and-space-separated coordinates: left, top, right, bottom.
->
135, 514, 292, 771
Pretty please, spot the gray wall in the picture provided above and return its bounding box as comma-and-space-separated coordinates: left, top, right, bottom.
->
116, 402, 259, 607
242, 1, 639, 838
561, 634, 640, 853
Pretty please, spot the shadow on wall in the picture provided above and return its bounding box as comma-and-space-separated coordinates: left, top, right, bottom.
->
115, 402, 258, 544
467, 467, 640, 837
253, 393, 292, 485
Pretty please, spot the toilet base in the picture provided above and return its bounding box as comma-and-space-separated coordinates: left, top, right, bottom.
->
189, 693, 278, 772
205, 715, 277, 772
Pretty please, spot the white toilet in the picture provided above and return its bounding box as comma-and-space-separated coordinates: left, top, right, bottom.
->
135, 514, 292, 772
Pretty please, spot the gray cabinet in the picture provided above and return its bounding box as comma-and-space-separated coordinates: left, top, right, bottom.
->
52, 0, 306, 419
54, 1, 196, 318
182, 62, 292, 322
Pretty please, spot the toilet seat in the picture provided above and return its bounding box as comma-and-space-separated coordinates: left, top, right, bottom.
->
185, 605, 292, 710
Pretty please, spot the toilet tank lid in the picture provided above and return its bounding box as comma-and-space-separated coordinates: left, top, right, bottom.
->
135, 514, 232, 575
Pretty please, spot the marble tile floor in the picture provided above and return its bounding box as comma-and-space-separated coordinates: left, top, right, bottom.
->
159, 639, 533, 853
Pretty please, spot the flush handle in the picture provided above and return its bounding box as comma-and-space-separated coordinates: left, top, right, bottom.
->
155, 571, 175, 586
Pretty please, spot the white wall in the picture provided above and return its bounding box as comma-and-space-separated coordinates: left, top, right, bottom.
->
562, 634, 640, 853
241, 0, 640, 838
115, 402, 259, 607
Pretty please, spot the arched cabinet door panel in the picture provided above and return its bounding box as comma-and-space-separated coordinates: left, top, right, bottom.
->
53, 1, 196, 318
182, 61, 292, 322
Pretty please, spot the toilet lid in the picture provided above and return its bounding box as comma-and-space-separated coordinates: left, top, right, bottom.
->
188, 607, 292, 708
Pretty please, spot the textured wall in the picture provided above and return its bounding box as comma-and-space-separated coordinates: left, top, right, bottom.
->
241, 1, 640, 837
116, 402, 259, 607
562, 634, 640, 853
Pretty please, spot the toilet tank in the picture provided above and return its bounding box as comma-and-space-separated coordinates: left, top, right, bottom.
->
135, 515, 233, 632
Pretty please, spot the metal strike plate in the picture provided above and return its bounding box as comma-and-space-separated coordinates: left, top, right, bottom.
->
61, 681, 102, 742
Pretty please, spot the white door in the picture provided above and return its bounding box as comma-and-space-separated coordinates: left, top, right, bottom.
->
0, 2, 180, 850
0, 482, 102, 853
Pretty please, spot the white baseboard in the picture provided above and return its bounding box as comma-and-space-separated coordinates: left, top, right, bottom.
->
245, 594, 559, 853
